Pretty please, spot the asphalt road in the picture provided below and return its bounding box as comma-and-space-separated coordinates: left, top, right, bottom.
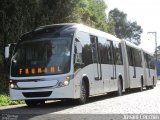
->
1, 81, 160, 120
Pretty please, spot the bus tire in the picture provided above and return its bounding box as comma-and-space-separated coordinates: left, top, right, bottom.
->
117, 79, 122, 96
150, 79, 154, 89
25, 100, 45, 107
77, 80, 87, 104
146, 86, 150, 90
139, 80, 143, 92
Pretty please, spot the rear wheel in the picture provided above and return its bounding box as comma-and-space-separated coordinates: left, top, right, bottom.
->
150, 79, 154, 89
77, 81, 88, 104
146, 86, 150, 90
25, 100, 45, 107
139, 80, 143, 92
117, 80, 122, 96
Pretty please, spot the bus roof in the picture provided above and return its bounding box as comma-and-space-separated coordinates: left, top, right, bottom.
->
74, 24, 121, 43
125, 40, 142, 50
20, 23, 122, 43
20, 23, 76, 41
36, 23, 121, 43
20, 23, 153, 56
142, 49, 154, 56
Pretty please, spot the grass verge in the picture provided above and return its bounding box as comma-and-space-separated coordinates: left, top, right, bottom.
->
0, 94, 24, 106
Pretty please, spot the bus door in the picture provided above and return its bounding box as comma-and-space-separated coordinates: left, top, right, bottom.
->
144, 53, 151, 85
109, 41, 117, 91
90, 35, 103, 94
127, 46, 137, 88
143, 52, 148, 86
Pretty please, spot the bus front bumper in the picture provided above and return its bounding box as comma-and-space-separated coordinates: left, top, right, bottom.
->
9, 81, 76, 100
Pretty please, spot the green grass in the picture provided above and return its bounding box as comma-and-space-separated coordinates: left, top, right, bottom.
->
0, 94, 24, 106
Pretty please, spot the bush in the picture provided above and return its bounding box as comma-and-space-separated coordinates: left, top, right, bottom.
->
0, 94, 24, 106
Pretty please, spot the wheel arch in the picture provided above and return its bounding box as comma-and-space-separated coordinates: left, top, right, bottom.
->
118, 74, 123, 90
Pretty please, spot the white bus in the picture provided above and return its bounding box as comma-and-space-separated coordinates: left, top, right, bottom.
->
142, 50, 157, 89
6, 23, 157, 106
122, 41, 156, 91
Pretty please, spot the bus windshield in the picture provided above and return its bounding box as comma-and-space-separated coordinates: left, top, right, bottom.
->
11, 37, 72, 77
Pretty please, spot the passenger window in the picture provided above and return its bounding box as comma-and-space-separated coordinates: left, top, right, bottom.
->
75, 31, 92, 66
90, 35, 99, 63
133, 49, 142, 67
98, 37, 107, 64
126, 46, 134, 66
107, 40, 114, 64
74, 39, 82, 64
113, 42, 123, 65
98, 37, 114, 64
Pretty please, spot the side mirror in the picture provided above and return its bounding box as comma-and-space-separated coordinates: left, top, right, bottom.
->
5, 45, 10, 59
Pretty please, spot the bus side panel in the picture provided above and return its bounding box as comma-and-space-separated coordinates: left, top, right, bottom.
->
129, 66, 143, 88
115, 65, 125, 90
102, 64, 113, 92
146, 69, 155, 86
74, 64, 95, 98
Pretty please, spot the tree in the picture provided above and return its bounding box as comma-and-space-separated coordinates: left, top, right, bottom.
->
79, 0, 108, 32
0, 0, 109, 93
107, 18, 116, 35
0, 0, 109, 64
126, 21, 143, 45
108, 8, 143, 45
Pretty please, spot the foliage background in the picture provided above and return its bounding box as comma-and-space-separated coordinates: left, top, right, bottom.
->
0, 0, 142, 94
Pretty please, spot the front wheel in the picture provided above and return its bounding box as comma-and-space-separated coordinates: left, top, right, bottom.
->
77, 81, 88, 104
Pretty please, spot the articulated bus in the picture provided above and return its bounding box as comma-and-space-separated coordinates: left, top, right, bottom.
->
5, 23, 157, 106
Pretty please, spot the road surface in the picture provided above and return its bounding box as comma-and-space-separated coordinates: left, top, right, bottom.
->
0, 81, 160, 120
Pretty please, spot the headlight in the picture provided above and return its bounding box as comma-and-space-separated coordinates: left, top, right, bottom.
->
63, 80, 69, 86
9, 80, 18, 89
10, 83, 14, 88
58, 76, 71, 87
63, 76, 70, 86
